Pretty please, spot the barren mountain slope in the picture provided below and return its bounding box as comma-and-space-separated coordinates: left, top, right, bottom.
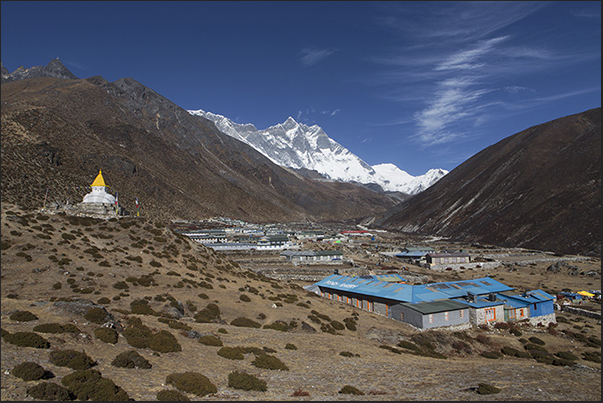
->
372, 108, 601, 256
1, 76, 396, 224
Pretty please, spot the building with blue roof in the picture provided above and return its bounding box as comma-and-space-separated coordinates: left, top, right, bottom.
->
305, 274, 555, 329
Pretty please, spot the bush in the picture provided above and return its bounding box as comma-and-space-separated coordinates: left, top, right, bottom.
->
397, 340, 421, 351
165, 372, 217, 397
509, 328, 522, 337
9, 310, 38, 321
61, 369, 130, 401
94, 327, 119, 344
49, 349, 96, 370
149, 330, 182, 353
198, 335, 223, 347
339, 385, 364, 395
582, 351, 601, 363
230, 317, 261, 328
4, 331, 50, 348
251, 353, 289, 371
97, 297, 111, 305
156, 389, 190, 401
476, 383, 501, 395
33, 323, 66, 333
217, 346, 244, 360
555, 351, 578, 361
11, 361, 46, 381
263, 321, 289, 332
84, 307, 109, 324
481, 351, 503, 359
193, 303, 221, 323
528, 336, 545, 346
111, 350, 152, 369
27, 382, 73, 401
239, 294, 251, 302
228, 371, 267, 391
285, 343, 297, 350
330, 320, 345, 331
130, 299, 157, 315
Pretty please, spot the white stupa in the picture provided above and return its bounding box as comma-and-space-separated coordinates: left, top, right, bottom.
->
82, 169, 116, 205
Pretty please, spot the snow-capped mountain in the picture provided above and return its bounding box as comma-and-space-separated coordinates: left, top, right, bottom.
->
188, 109, 447, 194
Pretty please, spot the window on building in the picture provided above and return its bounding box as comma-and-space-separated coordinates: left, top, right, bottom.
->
485, 308, 496, 322
459, 310, 464, 318
444, 312, 449, 321
509, 310, 516, 319
533, 303, 537, 310
428, 314, 433, 323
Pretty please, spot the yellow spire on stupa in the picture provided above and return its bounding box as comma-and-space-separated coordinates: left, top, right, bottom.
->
90, 169, 108, 187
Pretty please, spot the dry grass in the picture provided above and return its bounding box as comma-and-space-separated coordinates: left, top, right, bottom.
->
1, 203, 600, 401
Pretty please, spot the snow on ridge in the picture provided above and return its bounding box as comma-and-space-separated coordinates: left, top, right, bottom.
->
188, 108, 448, 194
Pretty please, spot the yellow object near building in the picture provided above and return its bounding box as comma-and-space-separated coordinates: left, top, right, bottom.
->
577, 291, 595, 298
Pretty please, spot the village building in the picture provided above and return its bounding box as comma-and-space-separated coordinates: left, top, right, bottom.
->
280, 250, 343, 265
304, 274, 555, 330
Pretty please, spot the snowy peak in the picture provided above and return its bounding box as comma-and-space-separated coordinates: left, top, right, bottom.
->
188, 109, 447, 194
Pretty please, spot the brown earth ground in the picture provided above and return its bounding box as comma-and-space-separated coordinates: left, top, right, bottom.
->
1, 203, 600, 401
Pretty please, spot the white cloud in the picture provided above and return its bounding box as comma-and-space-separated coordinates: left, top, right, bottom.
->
300, 47, 337, 66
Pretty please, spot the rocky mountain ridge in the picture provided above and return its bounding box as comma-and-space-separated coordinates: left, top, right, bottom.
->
188, 109, 448, 194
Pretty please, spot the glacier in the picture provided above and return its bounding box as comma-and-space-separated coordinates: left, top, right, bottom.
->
188, 109, 448, 195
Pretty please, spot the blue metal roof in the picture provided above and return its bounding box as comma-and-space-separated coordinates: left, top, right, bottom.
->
312, 275, 514, 304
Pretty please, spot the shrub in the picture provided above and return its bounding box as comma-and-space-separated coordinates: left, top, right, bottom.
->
397, 340, 421, 351
509, 328, 522, 337
111, 350, 152, 369
61, 369, 130, 401
84, 307, 108, 324
113, 281, 129, 290
481, 351, 503, 359
33, 323, 66, 333
582, 351, 601, 363
9, 310, 38, 321
330, 320, 345, 331
149, 330, 182, 353
198, 335, 223, 347
4, 331, 50, 348
27, 382, 73, 401
230, 317, 261, 328
11, 361, 46, 381
94, 327, 119, 344
339, 351, 357, 357
476, 383, 501, 395
263, 321, 289, 332
217, 328, 228, 334
165, 372, 217, 397
53, 282, 63, 290
555, 351, 578, 361
528, 336, 545, 346
49, 349, 96, 370
130, 299, 157, 315
193, 303, 221, 323
217, 346, 244, 360
339, 385, 364, 395
251, 353, 289, 371
228, 371, 267, 391
285, 343, 297, 350
156, 389, 190, 401
239, 294, 251, 302
500, 346, 530, 358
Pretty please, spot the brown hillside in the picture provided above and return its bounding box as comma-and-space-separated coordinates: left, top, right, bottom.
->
1, 205, 600, 401
371, 108, 601, 256
1, 75, 396, 224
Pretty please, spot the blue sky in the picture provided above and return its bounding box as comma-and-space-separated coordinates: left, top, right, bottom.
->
2, 1, 600, 176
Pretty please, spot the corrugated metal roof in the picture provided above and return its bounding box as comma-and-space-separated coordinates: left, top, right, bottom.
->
400, 299, 468, 314
312, 275, 513, 304
395, 251, 428, 258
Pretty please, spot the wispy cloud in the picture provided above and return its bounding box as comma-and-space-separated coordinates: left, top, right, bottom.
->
321, 108, 340, 116
300, 47, 337, 66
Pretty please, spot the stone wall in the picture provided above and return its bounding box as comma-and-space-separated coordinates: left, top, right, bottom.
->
561, 306, 601, 320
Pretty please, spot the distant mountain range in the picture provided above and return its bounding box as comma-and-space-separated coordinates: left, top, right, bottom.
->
188, 109, 448, 195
